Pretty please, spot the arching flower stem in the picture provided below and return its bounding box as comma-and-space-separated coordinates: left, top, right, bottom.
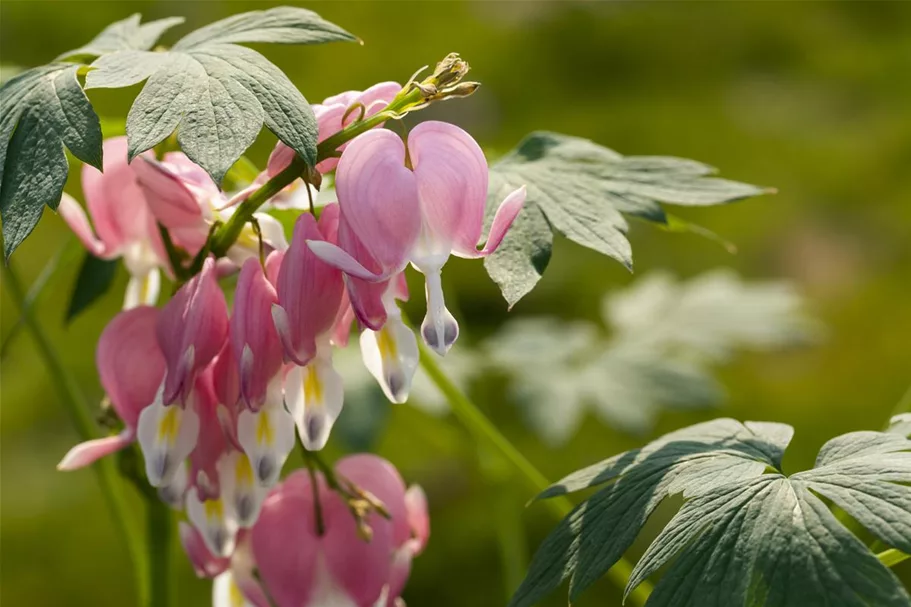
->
417, 341, 655, 606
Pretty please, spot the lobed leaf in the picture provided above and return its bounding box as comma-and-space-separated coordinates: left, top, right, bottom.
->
485, 132, 773, 306
85, 6, 356, 184
56, 13, 185, 60
0, 64, 102, 259
513, 419, 911, 607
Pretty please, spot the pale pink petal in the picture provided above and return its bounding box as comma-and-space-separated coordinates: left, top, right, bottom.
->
232, 259, 283, 411
97, 306, 166, 428
133, 156, 206, 229
321, 90, 359, 108
157, 257, 229, 405
335, 454, 410, 546
57, 193, 109, 257
306, 240, 388, 282
57, 431, 134, 470
275, 214, 345, 366
335, 129, 420, 271
337, 214, 389, 330
162, 152, 221, 194
409, 121, 489, 256
180, 521, 230, 578
404, 485, 430, 554
251, 471, 321, 607
353, 82, 402, 122
322, 484, 395, 606
386, 547, 413, 604
83, 137, 155, 250
454, 186, 526, 259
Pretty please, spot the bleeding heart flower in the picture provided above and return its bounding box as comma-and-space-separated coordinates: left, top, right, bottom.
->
133, 153, 287, 267
57, 306, 166, 470
57, 137, 166, 308
244, 455, 429, 607
307, 121, 525, 356
272, 205, 349, 451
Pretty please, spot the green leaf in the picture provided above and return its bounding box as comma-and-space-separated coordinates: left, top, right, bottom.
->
84, 7, 356, 184
485, 270, 818, 443
67, 254, 118, 321
512, 420, 911, 607
0, 64, 102, 259
56, 14, 185, 61
485, 132, 773, 306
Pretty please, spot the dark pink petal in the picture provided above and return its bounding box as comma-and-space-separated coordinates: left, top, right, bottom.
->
275, 214, 345, 366
157, 257, 229, 405
232, 260, 283, 411
179, 521, 230, 578
57, 432, 134, 470
336, 213, 389, 330
251, 471, 320, 607
409, 121, 489, 256
213, 339, 240, 412
189, 368, 226, 501
97, 306, 166, 428
335, 129, 420, 272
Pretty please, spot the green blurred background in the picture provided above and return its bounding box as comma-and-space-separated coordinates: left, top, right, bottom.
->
2, 1, 910, 605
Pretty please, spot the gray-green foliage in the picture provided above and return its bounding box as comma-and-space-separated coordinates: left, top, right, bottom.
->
512, 419, 911, 607
85, 7, 356, 184
485, 270, 818, 443
0, 63, 102, 259
56, 14, 185, 61
485, 132, 772, 306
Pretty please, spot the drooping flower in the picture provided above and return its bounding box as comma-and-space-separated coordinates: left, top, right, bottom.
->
271, 205, 349, 451
230, 258, 295, 487
137, 257, 228, 487
57, 137, 166, 308
307, 121, 526, 356
246, 455, 429, 607
133, 152, 287, 267
57, 306, 166, 470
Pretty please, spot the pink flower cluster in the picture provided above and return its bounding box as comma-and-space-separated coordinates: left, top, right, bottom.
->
182, 455, 429, 607
57, 82, 524, 606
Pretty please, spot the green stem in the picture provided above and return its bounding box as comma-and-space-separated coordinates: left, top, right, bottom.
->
877, 548, 910, 568
146, 499, 173, 607
210, 86, 424, 258
418, 344, 653, 605
1, 261, 148, 602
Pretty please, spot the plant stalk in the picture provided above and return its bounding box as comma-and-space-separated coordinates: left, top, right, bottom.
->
877, 548, 910, 568
1, 261, 148, 602
418, 343, 653, 605
146, 499, 173, 607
